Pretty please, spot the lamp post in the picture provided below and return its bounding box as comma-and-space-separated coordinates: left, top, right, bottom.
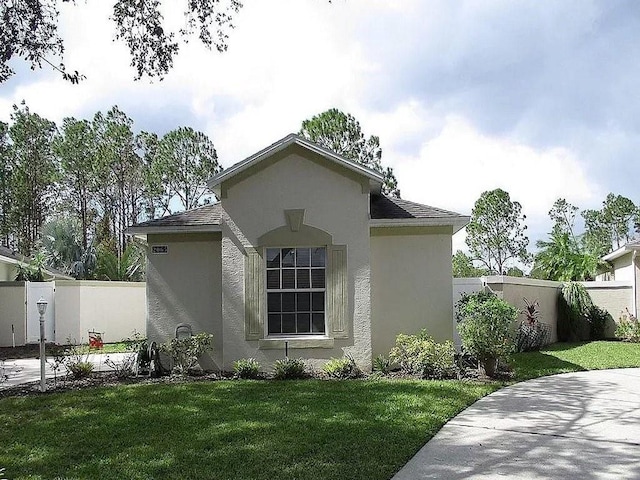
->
37, 298, 48, 392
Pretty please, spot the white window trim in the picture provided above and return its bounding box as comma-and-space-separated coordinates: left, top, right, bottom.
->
264, 246, 329, 338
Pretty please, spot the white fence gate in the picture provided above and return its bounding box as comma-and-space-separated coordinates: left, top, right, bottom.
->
25, 281, 55, 343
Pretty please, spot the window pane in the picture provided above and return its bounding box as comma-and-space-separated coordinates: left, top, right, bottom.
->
296, 269, 310, 288
311, 247, 326, 267
282, 248, 295, 267
312, 292, 324, 312
267, 293, 281, 313
296, 292, 310, 312
311, 269, 325, 288
268, 314, 281, 334
282, 269, 295, 289
297, 313, 311, 333
282, 314, 296, 333
282, 292, 295, 312
312, 313, 325, 333
266, 270, 280, 290
266, 248, 280, 268
296, 248, 310, 267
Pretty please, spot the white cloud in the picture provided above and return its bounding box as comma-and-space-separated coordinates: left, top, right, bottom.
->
390, 114, 603, 251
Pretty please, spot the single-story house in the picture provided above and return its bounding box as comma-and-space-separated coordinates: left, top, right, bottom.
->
127, 134, 468, 370
0, 246, 72, 281
597, 240, 640, 317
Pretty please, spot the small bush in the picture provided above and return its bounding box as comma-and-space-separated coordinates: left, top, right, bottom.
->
67, 361, 94, 379
389, 330, 457, 379
457, 292, 518, 376
516, 298, 551, 352
161, 332, 214, 375
616, 309, 640, 342
233, 358, 261, 379
323, 355, 362, 379
558, 282, 593, 341
587, 305, 609, 340
62, 338, 94, 379
372, 354, 391, 375
273, 357, 306, 380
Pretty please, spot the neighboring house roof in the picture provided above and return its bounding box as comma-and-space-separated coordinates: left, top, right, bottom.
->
602, 239, 640, 262
207, 133, 384, 195
370, 195, 469, 233
0, 246, 74, 280
128, 196, 469, 235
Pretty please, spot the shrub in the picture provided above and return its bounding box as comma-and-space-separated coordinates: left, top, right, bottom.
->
616, 309, 640, 342
67, 361, 94, 379
233, 358, 261, 379
273, 357, 306, 380
372, 354, 391, 375
62, 338, 94, 379
558, 282, 593, 341
457, 292, 518, 376
106, 331, 149, 378
516, 298, 551, 352
389, 330, 456, 379
161, 332, 214, 375
323, 355, 362, 379
587, 305, 609, 340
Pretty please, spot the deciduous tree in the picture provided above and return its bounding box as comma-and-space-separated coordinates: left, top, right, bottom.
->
1, 0, 242, 82
465, 188, 530, 275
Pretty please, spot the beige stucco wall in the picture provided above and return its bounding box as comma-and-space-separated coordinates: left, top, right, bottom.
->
146, 233, 223, 368
487, 276, 561, 344
370, 227, 454, 357
0, 283, 26, 347
220, 150, 372, 370
55, 280, 146, 344
583, 281, 633, 337
610, 254, 634, 281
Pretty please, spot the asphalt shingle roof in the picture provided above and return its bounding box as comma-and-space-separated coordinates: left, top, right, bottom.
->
370, 195, 465, 220
132, 203, 223, 228
130, 196, 466, 230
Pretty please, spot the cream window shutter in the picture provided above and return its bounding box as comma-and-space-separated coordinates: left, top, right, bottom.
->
328, 245, 348, 338
245, 247, 264, 340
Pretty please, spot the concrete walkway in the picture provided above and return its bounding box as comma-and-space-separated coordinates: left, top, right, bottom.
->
392, 368, 640, 480
0, 353, 130, 389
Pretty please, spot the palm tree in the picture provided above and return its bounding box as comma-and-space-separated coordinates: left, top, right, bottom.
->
532, 231, 600, 281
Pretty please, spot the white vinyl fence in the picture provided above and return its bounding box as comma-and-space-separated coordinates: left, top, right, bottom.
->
0, 281, 146, 347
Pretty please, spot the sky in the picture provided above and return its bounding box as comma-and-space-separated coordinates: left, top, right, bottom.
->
1, 0, 639, 259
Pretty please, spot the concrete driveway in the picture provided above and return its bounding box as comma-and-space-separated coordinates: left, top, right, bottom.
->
0, 353, 131, 389
392, 368, 640, 480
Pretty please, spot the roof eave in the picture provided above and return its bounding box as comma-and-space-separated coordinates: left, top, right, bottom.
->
370, 216, 470, 234
602, 244, 640, 262
125, 225, 223, 236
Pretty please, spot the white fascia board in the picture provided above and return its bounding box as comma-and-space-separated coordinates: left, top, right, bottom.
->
370, 216, 470, 233
125, 225, 222, 236
208, 134, 384, 190
0, 255, 20, 266
602, 245, 638, 262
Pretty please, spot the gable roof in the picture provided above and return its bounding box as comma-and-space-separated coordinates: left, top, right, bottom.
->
127, 196, 469, 235
602, 239, 640, 262
370, 195, 469, 233
207, 133, 384, 195
126, 204, 223, 235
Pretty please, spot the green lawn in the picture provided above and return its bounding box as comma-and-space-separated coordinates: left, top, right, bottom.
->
2, 341, 640, 480
510, 341, 640, 380
0, 379, 499, 480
